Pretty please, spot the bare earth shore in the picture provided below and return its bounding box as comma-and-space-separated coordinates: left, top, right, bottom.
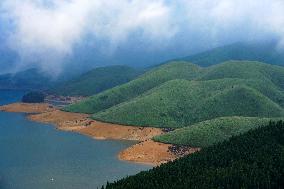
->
0, 103, 198, 165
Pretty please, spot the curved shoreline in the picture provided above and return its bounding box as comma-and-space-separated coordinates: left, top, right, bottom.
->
0, 103, 198, 165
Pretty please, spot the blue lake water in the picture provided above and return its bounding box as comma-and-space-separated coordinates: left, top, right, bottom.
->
0, 90, 150, 189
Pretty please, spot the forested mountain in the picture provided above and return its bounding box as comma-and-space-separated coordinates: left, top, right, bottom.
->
104, 121, 284, 189
49, 65, 143, 96
65, 61, 284, 129
0, 68, 54, 90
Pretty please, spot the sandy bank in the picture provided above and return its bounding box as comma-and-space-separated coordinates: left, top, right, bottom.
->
29, 110, 90, 130
0, 103, 55, 113
118, 140, 175, 165
0, 103, 198, 165
119, 140, 200, 165
28, 109, 163, 141
80, 121, 163, 141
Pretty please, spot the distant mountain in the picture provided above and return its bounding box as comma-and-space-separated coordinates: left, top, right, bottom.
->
0, 68, 54, 90
49, 65, 144, 96
182, 41, 284, 67
65, 61, 284, 128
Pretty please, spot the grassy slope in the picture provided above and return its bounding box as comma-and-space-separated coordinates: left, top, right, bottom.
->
49, 65, 143, 96
154, 116, 284, 147
64, 62, 203, 113
92, 79, 284, 128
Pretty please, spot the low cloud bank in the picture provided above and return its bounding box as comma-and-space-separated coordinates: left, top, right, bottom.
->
1, 0, 284, 75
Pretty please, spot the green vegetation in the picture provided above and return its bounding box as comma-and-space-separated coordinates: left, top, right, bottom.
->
154, 116, 284, 147
183, 41, 284, 67
65, 61, 284, 128
50, 65, 143, 96
22, 91, 45, 103
200, 61, 284, 90
104, 121, 284, 189
93, 79, 284, 128
64, 62, 203, 113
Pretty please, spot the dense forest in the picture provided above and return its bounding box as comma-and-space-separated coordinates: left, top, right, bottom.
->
103, 121, 284, 189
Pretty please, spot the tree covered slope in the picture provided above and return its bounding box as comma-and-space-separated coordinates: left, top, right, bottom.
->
64, 62, 203, 113
92, 79, 284, 128
65, 61, 284, 128
154, 116, 284, 147
104, 121, 284, 189
49, 65, 143, 96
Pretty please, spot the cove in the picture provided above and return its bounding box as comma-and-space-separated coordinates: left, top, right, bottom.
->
0, 90, 150, 189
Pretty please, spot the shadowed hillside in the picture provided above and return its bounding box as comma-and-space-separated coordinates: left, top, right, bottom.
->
49, 65, 143, 96
0, 69, 54, 90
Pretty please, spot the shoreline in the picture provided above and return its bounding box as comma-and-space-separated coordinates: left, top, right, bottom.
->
0, 103, 198, 166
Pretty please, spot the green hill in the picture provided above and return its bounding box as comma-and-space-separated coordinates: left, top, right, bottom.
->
200, 61, 284, 90
154, 116, 284, 147
65, 61, 284, 128
64, 62, 204, 113
92, 79, 284, 128
49, 65, 143, 96
104, 121, 284, 189
183, 41, 284, 67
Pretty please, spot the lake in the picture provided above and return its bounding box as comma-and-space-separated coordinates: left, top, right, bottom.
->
0, 90, 150, 189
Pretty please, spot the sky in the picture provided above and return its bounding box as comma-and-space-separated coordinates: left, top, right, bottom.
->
1, 0, 284, 76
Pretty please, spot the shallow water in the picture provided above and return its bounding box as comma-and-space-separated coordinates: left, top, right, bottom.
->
0, 90, 150, 189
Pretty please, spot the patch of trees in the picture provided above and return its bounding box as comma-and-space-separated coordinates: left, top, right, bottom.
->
22, 91, 45, 103
103, 121, 284, 189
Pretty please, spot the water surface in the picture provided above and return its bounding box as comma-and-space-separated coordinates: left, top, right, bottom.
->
0, 90, 150, 189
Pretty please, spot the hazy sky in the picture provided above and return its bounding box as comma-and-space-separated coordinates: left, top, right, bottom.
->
1, 0, 284, 75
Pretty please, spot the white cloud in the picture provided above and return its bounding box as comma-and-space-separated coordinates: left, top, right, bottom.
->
180, 0, 284, 44
1, 0, 176, 75
1, 0, 284, 74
